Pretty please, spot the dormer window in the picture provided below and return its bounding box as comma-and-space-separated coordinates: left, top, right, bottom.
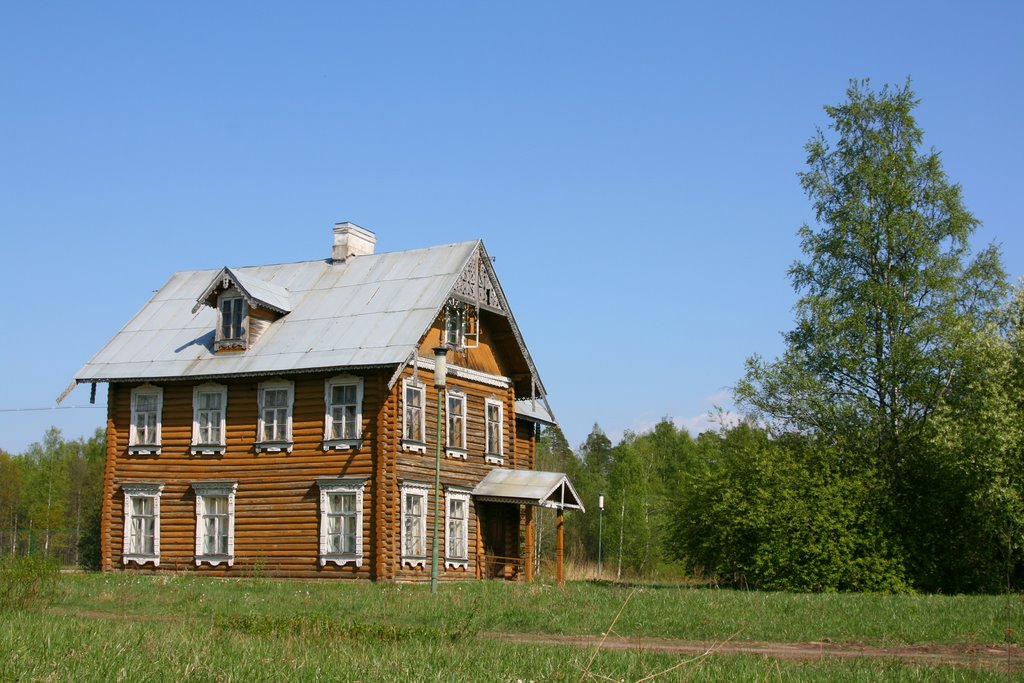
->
216, 291, 247, 351
220, 296, 245, 340
193, 266, 291, 353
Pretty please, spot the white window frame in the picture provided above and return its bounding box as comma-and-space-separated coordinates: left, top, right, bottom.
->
445, 303, 467, 349
445, 487, 470, 569
122, 483, 163, 566
445, 389, 467, 459
400, 481, 429, 568
193, 481, 237, 567
256, 379, 294, 453
323, 375, 364, 451
191, 383, 228, 455
401, 379, 427, 453
128, 384, 163, 455
485, 397, 504, 464
316, 477, 366, 567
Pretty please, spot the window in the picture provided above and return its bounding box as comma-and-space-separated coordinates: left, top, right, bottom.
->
400, 482, 429, 567
446, 389, 467, 459
256, 379, 293, 452
445, 303, 466, 348
193, 481, 237, 566
122, 483, 163, 566
219, 295, 245, 341
402, 379, 426, 453
192, 383, 227, 455
485, 397, 504, 463
323, 375, 363, 450
316, 478, 366, 566
129, 385, 163, 454
445, 488, 470, 569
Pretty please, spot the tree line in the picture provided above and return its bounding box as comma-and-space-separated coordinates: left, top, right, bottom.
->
538, 80, 1023, 594
0, 428, 105, 568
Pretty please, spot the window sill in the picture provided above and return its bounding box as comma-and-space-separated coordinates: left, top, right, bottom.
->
128, 445, 161, 455
445, 558, 468, 570
402, 439, 427, 454
402, 556, 426, 569
446, 447, 468, 460
485, 454, 504, 464
195, 554, 234, 567
322, 438, 363, 452
191, 444, 226, 455
255, 440, 293, 454
122, 554, 160, 567
320, 555, 363, 568
214, 339, 248, 352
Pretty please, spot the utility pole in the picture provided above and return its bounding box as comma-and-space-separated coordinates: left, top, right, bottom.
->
617, 499, 625, 580
597, 494, 605, 579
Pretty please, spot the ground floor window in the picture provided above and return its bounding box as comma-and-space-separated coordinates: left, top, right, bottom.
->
445, 488, 470, 569
122, 483, 163, 566
193, 481, 237, 566
400, 481, 429, 568
317, 477, 366, 567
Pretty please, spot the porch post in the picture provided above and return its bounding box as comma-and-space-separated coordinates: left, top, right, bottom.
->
524, 505, 534, 582
556, 507, 564, 586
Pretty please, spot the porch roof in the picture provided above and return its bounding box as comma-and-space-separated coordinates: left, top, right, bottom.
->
472, 469, 585, 511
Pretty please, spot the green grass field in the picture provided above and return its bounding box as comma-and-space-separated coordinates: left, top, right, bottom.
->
2, 572, 1021, 681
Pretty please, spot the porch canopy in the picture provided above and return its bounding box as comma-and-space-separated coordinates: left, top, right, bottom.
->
472, 469, 585, 511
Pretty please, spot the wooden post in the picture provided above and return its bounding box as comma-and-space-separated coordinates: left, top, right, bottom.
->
524, 506, 534, 582
556, 508, 564, 587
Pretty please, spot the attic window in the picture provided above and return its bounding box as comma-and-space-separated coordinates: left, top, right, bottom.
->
444, 301, 478, 350
445, 304, 466, 348
216, 292, 247, 351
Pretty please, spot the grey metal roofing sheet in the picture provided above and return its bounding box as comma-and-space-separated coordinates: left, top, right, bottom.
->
472, 469, 584, 511
74, 241, 478, 382
514, 399, 557, 426
230, 269, 292, 313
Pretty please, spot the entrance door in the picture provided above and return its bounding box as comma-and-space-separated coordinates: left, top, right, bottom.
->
480, 502, 511, 579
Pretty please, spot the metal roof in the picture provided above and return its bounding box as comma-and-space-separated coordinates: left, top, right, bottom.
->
472, 469, 584, 511
74, 241, 480, 384
514, 399, 557, 426
192, 267, 293, 315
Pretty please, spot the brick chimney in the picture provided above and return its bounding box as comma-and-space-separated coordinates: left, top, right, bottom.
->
332, 222, 376, 262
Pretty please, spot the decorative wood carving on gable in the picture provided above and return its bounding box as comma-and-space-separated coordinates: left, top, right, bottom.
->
451, 247, 503, 314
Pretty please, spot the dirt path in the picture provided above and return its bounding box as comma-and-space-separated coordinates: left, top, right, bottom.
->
483, 631, 1023, 671
51, 609, 1023, 671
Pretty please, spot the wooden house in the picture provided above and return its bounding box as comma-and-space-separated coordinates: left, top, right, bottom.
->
64, 223, 582, 581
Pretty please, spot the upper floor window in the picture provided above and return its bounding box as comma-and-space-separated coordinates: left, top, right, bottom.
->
402, 379, 426, 453
446, 389, 467, 459
256, 379, 293, 452
192, 383, 227, 455
122, 483, 163, 566
193, 481, 237, 567
323, 375, 363, 450
485, 397, 504, 464
129, 385, 163, 455
317, 478, 366, 567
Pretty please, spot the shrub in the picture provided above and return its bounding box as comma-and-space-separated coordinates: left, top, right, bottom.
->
0, 555, 61, 611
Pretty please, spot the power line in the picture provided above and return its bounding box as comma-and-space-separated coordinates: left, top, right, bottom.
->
0, 406, 105, 413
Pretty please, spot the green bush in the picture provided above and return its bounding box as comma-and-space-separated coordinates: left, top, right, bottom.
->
0, 555, 61, 611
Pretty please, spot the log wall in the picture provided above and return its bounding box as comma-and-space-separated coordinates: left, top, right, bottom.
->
102, 359, 532, 581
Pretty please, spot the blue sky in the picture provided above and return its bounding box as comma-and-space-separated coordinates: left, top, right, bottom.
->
2, 1, 1022, 454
